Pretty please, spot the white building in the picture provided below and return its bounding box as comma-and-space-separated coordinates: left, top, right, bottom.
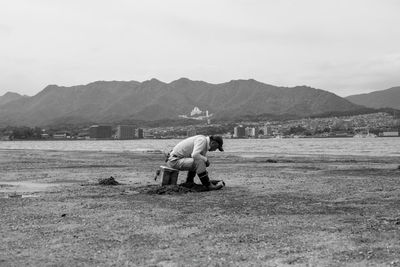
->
380, 131, 399, 137
245, 127, 257, 137
190, 107, 202, 116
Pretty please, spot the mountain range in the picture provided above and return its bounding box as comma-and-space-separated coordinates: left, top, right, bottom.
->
345, 86, 400, 110
0, 92, 27, 106
0, 78, 397, 127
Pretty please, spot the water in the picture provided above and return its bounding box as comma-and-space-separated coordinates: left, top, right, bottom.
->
1, 137, 399, 157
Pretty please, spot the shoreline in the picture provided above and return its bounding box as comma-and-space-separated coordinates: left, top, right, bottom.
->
1, 147, 400, 160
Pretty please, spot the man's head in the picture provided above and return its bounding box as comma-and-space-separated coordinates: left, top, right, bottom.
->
209, 135, 224, 152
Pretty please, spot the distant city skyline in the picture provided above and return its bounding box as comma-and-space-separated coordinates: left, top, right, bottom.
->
1, 0, 400, 97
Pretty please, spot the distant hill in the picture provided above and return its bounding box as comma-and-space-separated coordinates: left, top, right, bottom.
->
0, 92, 26, 107
346, 86, 400, 109
0, 78, 362, 127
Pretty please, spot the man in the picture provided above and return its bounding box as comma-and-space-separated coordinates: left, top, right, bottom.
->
166, 135, 224, 190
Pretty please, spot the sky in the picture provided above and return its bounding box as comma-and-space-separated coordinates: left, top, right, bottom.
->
1, 0, 400, 97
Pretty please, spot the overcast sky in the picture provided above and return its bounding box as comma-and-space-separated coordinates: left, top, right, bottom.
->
1, 0, 400, 97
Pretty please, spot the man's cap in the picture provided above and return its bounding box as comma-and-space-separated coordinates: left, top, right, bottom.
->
211, 135, 224, 151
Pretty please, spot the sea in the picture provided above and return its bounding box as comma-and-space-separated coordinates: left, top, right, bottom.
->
1, 137, 399, 157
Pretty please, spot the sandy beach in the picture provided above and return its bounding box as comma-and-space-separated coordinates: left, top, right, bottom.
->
1, 148, 400, 266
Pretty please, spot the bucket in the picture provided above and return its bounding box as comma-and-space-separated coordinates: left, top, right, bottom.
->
159, 166, 179, 186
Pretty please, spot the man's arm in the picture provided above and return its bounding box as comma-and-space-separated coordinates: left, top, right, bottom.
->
191, 137, 208, 162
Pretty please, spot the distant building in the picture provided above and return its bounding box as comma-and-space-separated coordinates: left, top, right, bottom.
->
234, 125, 246, 138
40, 133, 50, 139
191, 107, 202, 116
0, 135, 11, 141
77, 132, 89, 140
116, 125, 136, 140
53, 132, 71, 139
260, 125, 272, 136
380, 131, 399, 137
206, 110, 211, 124
245, 127, 257, 137
136, 128, 144, 139
179, 106, 213, 121
89, 125, 112, 139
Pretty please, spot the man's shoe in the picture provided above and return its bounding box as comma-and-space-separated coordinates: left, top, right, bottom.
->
207, 183, 223, 191
210, 180, 225, 186
180, 181, 196, 189
198, 172, 224, 191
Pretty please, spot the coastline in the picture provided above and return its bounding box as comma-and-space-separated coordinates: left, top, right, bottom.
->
1, 149, 400, 266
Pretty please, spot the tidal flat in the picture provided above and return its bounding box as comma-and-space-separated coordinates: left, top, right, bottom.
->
1, 149, 400, 266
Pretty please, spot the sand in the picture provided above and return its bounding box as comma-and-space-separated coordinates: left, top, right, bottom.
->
1, 148, 400, 266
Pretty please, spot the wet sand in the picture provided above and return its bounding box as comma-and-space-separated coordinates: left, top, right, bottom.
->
1, 148, 400, 266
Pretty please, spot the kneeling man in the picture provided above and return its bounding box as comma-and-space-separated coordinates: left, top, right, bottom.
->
167, 135, 224, 190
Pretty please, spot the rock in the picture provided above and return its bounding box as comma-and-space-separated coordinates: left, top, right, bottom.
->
98, 176, 120, 185
8, 192, 22, 198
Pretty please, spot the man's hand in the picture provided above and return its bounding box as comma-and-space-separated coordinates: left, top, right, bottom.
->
205, 160, 210, 167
